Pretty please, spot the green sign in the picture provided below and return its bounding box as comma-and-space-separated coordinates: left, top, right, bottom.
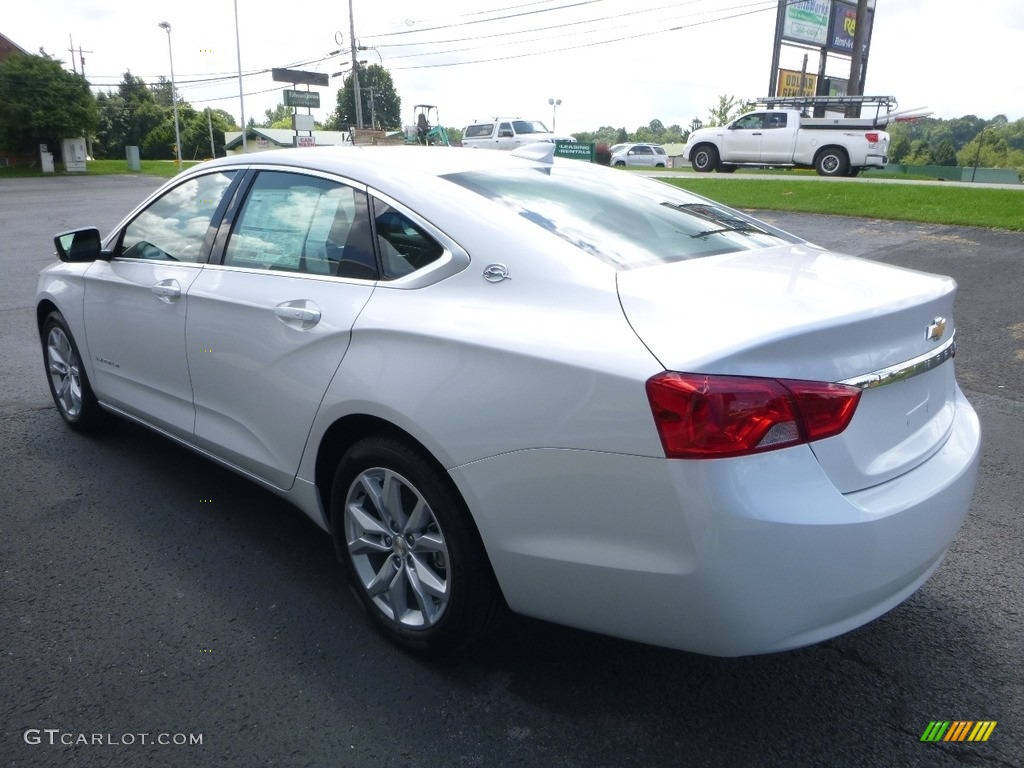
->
554, 140, 595, 162
283, 89, 321, 109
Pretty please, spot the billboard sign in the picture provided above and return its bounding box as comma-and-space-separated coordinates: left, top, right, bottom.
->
272, 68, 329, 87
283, 89, 320, 109
828, 1, 873, 54
776, 69, 818, 97
782, 0, 831, 46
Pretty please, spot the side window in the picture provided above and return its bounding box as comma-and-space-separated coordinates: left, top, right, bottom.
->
766, 113, 788, 129
119, 171, 236, 262
635, 145, 653, 155
498, 122, 514, 138
223, 171, 377, 279
654, 147, 666, 155
372, 199, 444, 280
733, 114, 766, 130
464, 124, 494, 139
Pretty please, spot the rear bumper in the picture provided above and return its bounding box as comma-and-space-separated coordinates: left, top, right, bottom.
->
452, 386, 980, 656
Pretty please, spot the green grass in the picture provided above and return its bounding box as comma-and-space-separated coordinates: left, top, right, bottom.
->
661, 178, 1024, 231
0, 159, 204, 179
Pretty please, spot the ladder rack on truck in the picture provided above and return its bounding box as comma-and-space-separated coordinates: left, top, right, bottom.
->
756, 95, 899, 128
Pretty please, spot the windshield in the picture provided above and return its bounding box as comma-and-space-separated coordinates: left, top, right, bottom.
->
442, 165, 794, 269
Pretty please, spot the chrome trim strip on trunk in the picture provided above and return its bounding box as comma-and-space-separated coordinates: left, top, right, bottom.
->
840, 333, 956, 390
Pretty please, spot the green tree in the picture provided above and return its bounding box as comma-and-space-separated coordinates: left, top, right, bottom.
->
93, 71, 173, 159
178, 107, 238, 159
263, 102, 292, 128
0, 51, 97, 158
957, 129, 1024, 172
578, 126, 622, 145
329, 64, 401, 130
705, 95, 755, 128
886, 123, 911, 163
902, 139, 934, 165
119, 71, 153, 105
932, 139, 957, 167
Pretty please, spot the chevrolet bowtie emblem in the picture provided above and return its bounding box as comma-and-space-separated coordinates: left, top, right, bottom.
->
926, 317, 947, 341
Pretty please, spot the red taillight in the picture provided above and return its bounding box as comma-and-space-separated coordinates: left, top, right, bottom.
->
865, 132, 880, 144
645, 372, 861, 459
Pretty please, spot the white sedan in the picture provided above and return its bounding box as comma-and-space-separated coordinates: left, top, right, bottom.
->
37, 144, 980, 656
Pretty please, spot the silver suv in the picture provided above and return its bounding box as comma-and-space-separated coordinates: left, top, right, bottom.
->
610, 143, 668, 168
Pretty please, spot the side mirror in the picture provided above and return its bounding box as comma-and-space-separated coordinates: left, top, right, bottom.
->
54, 228, 103, 263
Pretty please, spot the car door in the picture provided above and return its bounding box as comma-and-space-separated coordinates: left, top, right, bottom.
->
82, 170, 239, 437
630, 145, 655, 167
759, 111, 796, 163
496, 122, 516, 150
721, 113, 767, 162
185, 169, 379, 489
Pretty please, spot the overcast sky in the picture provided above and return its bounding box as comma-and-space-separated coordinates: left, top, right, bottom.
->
5, 0, 1023, 135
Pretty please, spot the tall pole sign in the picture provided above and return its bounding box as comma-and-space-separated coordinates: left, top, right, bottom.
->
271, 68, 326, 147
768, 1, 875, 103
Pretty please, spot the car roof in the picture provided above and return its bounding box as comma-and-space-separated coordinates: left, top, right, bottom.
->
197, 145, 549, 187
612, 143, 662, 151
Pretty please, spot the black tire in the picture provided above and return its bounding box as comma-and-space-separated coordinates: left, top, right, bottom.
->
690, 145, 719, 173
718, 164, 738, 174
614, 160, 625, 167
41, 310, 108, 432
846, 166, 862, 177
330, 436, 506, 654
655, 163, 665, 168
815, 147, 849, 177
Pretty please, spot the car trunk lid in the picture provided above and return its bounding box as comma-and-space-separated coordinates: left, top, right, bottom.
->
618, 244, 960, 492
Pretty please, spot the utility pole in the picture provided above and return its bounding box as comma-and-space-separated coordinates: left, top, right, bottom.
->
348, 0, 363, 129
67, 35, 93, 77
207, 107, 216, 158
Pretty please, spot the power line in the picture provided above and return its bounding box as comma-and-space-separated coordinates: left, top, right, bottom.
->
372, 0, 759, 58
385, 0, 780, 69
370, 0, 612, 39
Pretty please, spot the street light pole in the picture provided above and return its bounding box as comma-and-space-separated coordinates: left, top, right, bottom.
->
548, 98, 562, 132
233, 0, 247, 153
158, 22, 183, 169
348, 0, 363, 129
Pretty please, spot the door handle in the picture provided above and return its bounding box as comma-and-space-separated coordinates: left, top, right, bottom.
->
151, 279, 181, 301
274, 300, 322, 330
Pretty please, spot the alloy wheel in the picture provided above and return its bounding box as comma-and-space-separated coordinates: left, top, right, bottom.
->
344, 467, 451, 629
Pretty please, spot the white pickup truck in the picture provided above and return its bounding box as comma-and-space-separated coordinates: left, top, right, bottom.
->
461, 117, 575, 151
683, 109, 890, 177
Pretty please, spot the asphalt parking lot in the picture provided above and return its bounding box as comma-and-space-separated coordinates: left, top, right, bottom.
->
1, 175, 1022, 768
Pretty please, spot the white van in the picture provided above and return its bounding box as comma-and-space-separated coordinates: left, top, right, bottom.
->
461, 118, 575, 150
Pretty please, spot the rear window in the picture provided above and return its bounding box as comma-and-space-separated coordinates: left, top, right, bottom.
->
512, 120, 549, 135
443, 166, 792, 269
464, 124, 494, 138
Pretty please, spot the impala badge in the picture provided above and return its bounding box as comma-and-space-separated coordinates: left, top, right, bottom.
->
482, 263, 511, 283
926, 317, 947, 341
